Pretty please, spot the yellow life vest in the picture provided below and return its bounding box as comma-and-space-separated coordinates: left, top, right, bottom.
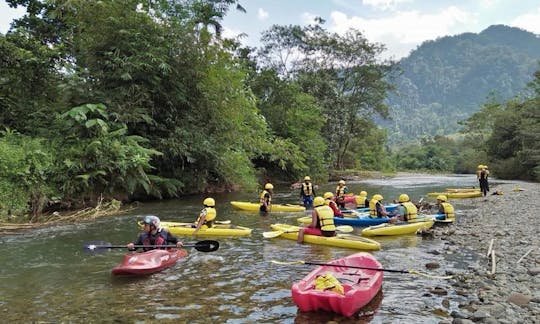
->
401, 201, 418, 221
355, 194, 367, 206
314, 273, 344, 295
302, 182, 313, 196
335, 185, 347, 197
315, 205, 335, 232
441, 202, 455, 220
196, 207, 216, 228
369, 199, 379, 217
260, 190, 271, 205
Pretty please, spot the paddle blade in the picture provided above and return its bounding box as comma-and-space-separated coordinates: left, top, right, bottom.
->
335, 225, 354, 233
83, 241, 112, 253
263, 230, 285, 238
193, 240, 219, 252
214, 220, 231, 225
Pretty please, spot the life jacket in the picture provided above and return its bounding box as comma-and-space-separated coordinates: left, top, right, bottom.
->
315, 205, 335, 232
302, 182, 314, 196
197, 207, 216, 228
369, 199, 380, 217
441, 202, 455, 220
355, 195, 367, 207
401, 201, 418, 221
142, 229, 167, 249
335, 185, 347, 198
260, 190, 271, 205
314, 273, 344, 295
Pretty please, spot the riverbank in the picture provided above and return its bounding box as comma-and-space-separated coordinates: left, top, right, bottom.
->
433, 181, 540, 323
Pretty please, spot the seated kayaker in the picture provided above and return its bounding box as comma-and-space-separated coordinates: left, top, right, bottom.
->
436, 195, 455, 220
193, 198, 217, 235
369, 194, 395, 218
354, 190, 369, 208
127, 215, 183, 251
335, 180, 348, 209
396, 194, 418, 222
298, 196, 336, 244
260, 183, 273, 213
323, 192, 343, 217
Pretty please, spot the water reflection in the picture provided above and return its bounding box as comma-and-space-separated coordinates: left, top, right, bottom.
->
0, 174, 483, 322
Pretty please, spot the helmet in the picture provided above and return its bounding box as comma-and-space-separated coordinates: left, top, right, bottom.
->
399, 194, 410, 203
477, 164, 484, 169
323, 192, 334, 199
339, 180, 345, 185
203, 197, 215, 207
264, 183, 274, 190
314, 196, 325, 207
143, 215, 160, 229
483, 165, 488, 169
437, 195, 447, 202
360, 191, 367, 196
304, 176, 311, 181
373, 194, 383, 201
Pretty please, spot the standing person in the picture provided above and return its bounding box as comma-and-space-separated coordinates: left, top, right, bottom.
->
127, 215, 183, 251
478, 165, 490, 197
300, 176, 316, 208
436, 195, 455, 221
355, 190, 369, 208
193, 198, 216, 235
298, 197, 336, 244
323, 192, 343, 217
260, 183, 273, 213
335, 180, 349, 209
396, 194, 418, 221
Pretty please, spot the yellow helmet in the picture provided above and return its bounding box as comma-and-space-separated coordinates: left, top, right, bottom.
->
399, 194, 409, 203
373, 194, 383, 201
483, 165, 488, 169
437, 195, 447, 202
264, 183, 273, 190
304, 176, 311, 181
203, 197, 215, 207
323, 192, 334, 199
360, 191, 367, 196
477, 164, 484, 169
314, 196, 325, 207
339, 180, 345, 185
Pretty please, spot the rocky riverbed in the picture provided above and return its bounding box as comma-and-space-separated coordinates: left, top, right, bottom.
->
431, 181, 540, 324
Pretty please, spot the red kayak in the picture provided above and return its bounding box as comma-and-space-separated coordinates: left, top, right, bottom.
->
111, 249, 188, 276
291, 252, 383, 317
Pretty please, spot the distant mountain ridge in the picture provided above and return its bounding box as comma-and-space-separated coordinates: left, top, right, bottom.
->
383, 25, 540, 145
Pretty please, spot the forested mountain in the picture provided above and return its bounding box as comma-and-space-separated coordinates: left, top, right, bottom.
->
384, 25, 540, 145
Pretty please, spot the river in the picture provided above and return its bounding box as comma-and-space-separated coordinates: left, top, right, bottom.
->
0, 174, 486, 323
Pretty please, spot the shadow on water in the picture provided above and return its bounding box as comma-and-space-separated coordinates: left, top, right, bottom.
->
0, 174, 484, 322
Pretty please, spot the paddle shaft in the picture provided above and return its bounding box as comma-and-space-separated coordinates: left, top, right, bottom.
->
304, 261, 409, 274
96, 244, 192, 249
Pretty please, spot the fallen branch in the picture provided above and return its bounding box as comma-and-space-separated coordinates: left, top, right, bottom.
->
490, 249, 496, 275
487, 238, 495, 257
517, 247, 535, 264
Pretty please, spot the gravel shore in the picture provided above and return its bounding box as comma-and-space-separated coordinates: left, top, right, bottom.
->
433, 181, 540, 324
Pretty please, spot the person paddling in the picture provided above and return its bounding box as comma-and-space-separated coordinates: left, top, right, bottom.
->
128, 215, 183, 251
193, 198, 217, 235
298, 196, 336, 244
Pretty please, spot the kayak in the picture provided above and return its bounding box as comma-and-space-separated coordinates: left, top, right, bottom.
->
230, 201, 306, 212
445, 188, 480, 193
361, 219, 434, 236
140, 221, 252, 236
111, 249, 188, 276
355, 204, 399, 213
269, 224, 381, 250
430, 213, 455, 224
297, 214, 389, 227
291, 252, 383, 317
427, 191, 482, 198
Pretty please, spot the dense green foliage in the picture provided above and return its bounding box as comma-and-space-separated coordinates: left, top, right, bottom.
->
384, 25, 540, 145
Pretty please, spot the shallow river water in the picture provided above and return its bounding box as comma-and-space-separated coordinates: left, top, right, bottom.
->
0, 174, 486, 323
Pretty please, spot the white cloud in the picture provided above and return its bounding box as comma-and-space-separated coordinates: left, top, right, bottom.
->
300, 12, 319, 25
362, 0, 412, 11
328, 6, 477, 58
510, 7, 540, 34
0, 3, 26, 34
257, 8, 269, 21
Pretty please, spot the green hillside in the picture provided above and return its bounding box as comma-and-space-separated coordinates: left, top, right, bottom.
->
384, 25, 540, 145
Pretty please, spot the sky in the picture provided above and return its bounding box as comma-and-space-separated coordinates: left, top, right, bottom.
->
2, 0, 540, 59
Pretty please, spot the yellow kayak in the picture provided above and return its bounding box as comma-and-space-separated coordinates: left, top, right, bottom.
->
361, 219, 434, 237
139, 221, 252, 236
427, 191, 482, 198
445, 188, 480, 193
230, 201, 306, 212
268, 224, 380, 250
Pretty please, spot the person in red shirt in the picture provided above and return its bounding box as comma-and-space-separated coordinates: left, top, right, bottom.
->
323, 192, 343, 217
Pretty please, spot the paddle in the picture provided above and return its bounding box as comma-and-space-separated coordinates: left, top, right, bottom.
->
271, 260, 452, 279
262, 225, 354, 239
83, 240, 219, 253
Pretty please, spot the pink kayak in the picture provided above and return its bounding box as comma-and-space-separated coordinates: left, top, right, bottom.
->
112, 249, 188, 276
291, 252, 383, 317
